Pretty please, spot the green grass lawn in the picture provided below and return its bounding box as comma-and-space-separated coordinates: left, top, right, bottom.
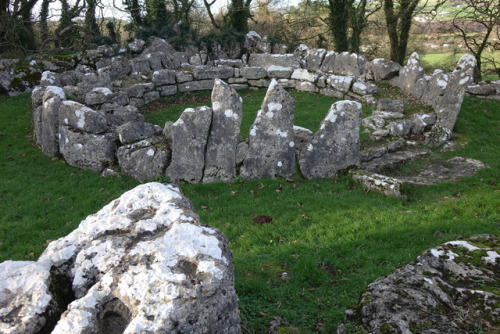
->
421, 52, 500, 81
0, 91, 499, 332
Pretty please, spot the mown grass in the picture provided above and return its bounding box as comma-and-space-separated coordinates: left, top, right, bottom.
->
0, 91, 499, 333
421, 52, 500, 80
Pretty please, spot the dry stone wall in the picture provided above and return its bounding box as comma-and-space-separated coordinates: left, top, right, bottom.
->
29, 35, 477, 183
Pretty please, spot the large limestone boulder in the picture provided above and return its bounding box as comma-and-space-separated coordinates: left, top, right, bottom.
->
332, 52, 367, 77
0, 183, 241, 334
248, 54, 300, 69
58, 100, 108, 134
203, 79, 243, 183
338, 235, 500, 334
299, 100, 362, 179
392, 52, 424, 97
304, 48, 326, 72
240, 79, 296, 179
166, 106, 213, 183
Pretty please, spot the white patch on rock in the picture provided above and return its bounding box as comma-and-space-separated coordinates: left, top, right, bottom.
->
482, 251, 500, 265
289, 141, 295, 148
147, 149, 155, 157
276, 129, 288, 138
446, 240, 480, 251
277, 161, 282, 167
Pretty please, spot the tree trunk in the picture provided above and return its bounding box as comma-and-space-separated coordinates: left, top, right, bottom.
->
328, 0, 349, 52
84, 0, 99, 40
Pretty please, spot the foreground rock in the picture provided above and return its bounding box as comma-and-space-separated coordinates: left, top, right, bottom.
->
0, 183, 241, 334
338, 234, 500, 334
241, 79, 296, 179
299, 100, 362, 179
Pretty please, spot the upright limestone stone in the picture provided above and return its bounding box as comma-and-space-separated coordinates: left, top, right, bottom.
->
166, 106, 213, 183
240, 79, 295, 179
40, 86, 65, 157
393, 52, 424, 97
299, 100, 362, 179
203, 79, 243, 183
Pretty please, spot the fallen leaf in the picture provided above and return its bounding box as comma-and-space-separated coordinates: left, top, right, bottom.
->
276, 184, 282, 193
98, 188, 104, 192
230, 190, 239, 195
278, 236, 287, 243
259, 311, 266, 317
285, 178, 294, 182
250, 190, 255, 196
267, 296, 273, 302
201, 205, 208, 211
291, 184, 299, 189
291, 254, 299, 258
18, 152, 26, 157
453, 217, 458, 220
435, 230, 443, 236
301, 214, 310, 220
258, 183, 267, 189
297, 202, 303, 207
66, 221, 72, 226
276, 301, 282, 308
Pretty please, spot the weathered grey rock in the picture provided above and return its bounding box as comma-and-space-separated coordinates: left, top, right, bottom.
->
235, 139, 248, 166
277, 79, 296, 89
59, 126, 117, 172
294, 44, 309, 58
178, 79, 215, 92
144, 52, 165, 71
203, 79, 243, 183
103, 58, 132, 80
39, 71, 60, 87
60, 71, 78, 87
398, 156, 488, 186
216, 59, 244, 68
0, 261, 56, 334
361, 148, 429, 173
0, 183, 241, 333
305, 48, 326, 72
332, 52, 367, 77
176, 71, 194, 83
240, 67, 267, 79
193, 66, 234, 80
245, 31, 262, 48
362, 116, 385, 131
272, 44, 288, 54
58, 100, 108, 134
326, 75, 355, 93
166, 106, 213, 183
393, 52, 424, 96
372, 110, 405, 119
299, 100, 362, 179
158, 85, 178, 97
248, 54, 300, 69
320, 88, 344, 98
351, 170, 406, 199
109, 105, 145, 126
228, 77, 248, 84
388, 119, 414, 138
490, 80, 500, 94
351, 80, 378, 95
466, 83, 496, 95
295, 81, 317, 92
123, 83, 154, 98
376, 98, 404, 113
364, 58, 401, 81
129, 58, 151, 74
128, 38, 146, 53
360, 139, 406, 162
40, 86, 65, 157
241, 80, 295, 179
31, 86, 46, 107
143, 90, 159, 104
420, 69, 450, 109
291, 69, 317, 83
338, 235, 500, 334
85, 87, 115, 105
141, 37, 176, 55
117, 121, 160, 144
248, 79, 271, 88
117, 138, 170, 181
411, 113, 436, 134
152, 69, 176, 86
432, 54, 476, 140
319, 51, 337, 73
293, 125, 314, 158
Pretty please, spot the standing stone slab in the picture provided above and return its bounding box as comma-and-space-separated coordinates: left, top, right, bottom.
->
304, 48, 327, 72
203, 79, 243, 183
332, 52, 367, 77
166, 106, 213, 183
299, 101, 362, 179
39, 86, 65, 157
240, 79, 295, 179
393, 52, 424, 97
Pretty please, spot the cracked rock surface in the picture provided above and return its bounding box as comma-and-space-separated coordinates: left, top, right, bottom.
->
0, 183, 240, 334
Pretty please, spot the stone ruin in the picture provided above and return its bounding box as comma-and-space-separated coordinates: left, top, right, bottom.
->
0, 183, 240, 333
29, 35, 488, 193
